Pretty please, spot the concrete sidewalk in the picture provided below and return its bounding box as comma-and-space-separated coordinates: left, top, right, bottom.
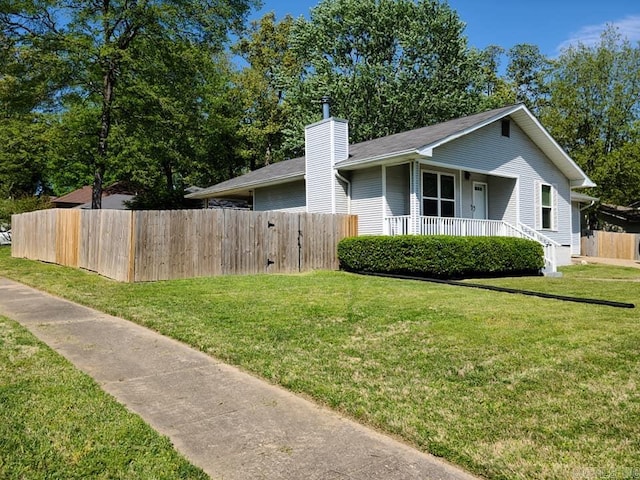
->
0, 278, 478, 480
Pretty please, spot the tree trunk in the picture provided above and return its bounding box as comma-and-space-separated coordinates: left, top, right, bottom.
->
163, 160, 173, 193
92, 165, 104, 209
92, 59, 116, 209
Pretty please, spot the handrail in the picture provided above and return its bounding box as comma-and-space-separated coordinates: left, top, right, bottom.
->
517, 223, 561, 247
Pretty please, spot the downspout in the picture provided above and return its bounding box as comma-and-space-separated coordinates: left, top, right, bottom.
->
335, 171, 351, 214
580, 200, 596, 211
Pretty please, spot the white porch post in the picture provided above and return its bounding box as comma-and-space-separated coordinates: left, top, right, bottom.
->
409, 160, 421, 235
382, 165, 388, 235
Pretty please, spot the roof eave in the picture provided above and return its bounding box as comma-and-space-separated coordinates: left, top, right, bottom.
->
570, 178, 597, 189
571, 191, 599, 202
185, 173, 304, 199
336, 150, 424, 170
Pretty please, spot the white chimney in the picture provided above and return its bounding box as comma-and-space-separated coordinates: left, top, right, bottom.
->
305, 111, 349, 214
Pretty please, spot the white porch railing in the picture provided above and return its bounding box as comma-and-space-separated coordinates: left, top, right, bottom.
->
386, 215, 412, 235
383, 216, 559, 273
516, 222, 560, 274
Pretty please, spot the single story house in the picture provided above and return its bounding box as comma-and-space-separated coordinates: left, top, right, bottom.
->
51, 182, 136, 209
188, 104, 595, 273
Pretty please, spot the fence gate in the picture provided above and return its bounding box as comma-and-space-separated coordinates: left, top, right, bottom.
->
264, 212, 301, 273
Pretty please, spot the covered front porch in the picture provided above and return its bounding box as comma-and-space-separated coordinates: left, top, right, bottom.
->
380, 161, 560, 273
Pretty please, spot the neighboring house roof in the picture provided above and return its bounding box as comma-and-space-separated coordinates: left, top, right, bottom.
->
188, 104, 594, 200
53, 182, 138, 208
52, 186, 93, 207
76, 194, 135, 210
599, 203, 640, 223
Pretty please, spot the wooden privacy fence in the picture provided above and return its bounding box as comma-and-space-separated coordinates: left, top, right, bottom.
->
11, 209, 358, 282
581, 230, 640, 261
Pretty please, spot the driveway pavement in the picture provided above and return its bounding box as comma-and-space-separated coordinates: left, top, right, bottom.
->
0, 278, 479, 480
571, 256, 640, 269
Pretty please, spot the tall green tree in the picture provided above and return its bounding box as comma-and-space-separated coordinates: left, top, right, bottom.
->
506, 44, 551, 114
541, 27, 640, 203
112, 39, 245, 207
278, 0, 482, 152
233, 12, 298, 168
1, 0, 256, 207
0, 115, 51, 197
472, 45, 515, 109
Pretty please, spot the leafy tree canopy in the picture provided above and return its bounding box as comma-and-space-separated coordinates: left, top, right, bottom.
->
1, 0, 257, 207
277, 0, 483, 153
541, 26, 640, 204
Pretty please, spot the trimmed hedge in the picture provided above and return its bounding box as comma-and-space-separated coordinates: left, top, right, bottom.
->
337, 235, 545, 279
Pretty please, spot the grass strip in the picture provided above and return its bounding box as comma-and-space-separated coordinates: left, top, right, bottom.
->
0, 313, 209, 480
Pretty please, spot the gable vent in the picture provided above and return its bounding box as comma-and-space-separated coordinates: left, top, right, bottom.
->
501, 119, 511, 137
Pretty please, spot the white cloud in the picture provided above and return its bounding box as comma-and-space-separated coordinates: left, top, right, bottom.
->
556, 14, 640, 53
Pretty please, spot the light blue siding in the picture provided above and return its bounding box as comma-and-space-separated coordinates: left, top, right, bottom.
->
385, 164, 409, 216
351, 166, 383, 234
487, 176, 518, 224
254, 180, 306, 212
571, 202, 581, 254
433, 119, 572, 245
335, 176, 349, 214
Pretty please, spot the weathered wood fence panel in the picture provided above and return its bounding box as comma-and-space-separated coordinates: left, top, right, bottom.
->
100, 210, 133, 282
11, 210, 57, 263
79, 210, 102, 273
12, 208, 357, 282
55, 209, 80, 267
581, 230, 640, 261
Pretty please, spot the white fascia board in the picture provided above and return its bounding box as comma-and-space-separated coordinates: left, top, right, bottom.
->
570, 178, 597, 188
413, 104, 596, 188
571, 191, 599, 202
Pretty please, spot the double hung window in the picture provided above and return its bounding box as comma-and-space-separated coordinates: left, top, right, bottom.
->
422, 172, 455, 217
541, 184, 553, 229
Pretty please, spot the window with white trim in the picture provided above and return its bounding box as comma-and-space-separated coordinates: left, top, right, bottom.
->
422, 172, 455, 217
540, 183, 553, 229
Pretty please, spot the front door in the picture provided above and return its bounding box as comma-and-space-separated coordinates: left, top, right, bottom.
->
472, 182, 488, 219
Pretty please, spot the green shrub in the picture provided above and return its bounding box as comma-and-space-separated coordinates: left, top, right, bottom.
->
0, 196, 52, 228
337, 235, 544, 279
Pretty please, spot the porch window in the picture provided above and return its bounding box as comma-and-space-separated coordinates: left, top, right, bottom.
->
541, 184, 553, 229
422, 172, 455, 217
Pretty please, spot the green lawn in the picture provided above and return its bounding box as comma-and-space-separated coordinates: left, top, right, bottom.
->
1, 246, 639, 479
0, 313, 208, 479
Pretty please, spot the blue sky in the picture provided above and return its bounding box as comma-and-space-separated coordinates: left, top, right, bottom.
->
250, 0, 640, 58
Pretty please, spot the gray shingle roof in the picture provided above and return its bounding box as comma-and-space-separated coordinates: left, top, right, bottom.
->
187, 156, 305, 198
188, 105, 548, 199
338, 105, 516, 167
